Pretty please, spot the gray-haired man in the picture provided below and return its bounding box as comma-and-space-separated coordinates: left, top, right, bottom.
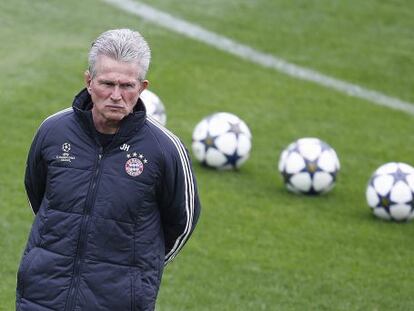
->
17, 28, 201, 311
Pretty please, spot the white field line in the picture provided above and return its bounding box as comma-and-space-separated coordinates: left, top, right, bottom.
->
103, 0, 414, 116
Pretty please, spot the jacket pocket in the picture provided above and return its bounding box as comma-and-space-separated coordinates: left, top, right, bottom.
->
131, 267, 159, 311
16, 247, 39, 298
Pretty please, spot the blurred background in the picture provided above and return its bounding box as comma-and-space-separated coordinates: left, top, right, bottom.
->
1, 1, 413, 310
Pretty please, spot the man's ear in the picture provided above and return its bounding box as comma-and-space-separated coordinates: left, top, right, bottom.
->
140, 80, 149, 93
84, 70, 92, 93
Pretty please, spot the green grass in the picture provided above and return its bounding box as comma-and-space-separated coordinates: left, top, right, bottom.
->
1, 0, 414, 310
138, 0, 414, 103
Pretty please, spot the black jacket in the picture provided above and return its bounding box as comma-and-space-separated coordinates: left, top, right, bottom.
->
16, 89, 201, 310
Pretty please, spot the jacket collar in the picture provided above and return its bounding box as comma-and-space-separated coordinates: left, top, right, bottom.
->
72, 88, 147, 141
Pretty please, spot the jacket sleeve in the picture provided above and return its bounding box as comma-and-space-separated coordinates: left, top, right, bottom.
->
24, 129, 47, 215
158, 140, 201, 265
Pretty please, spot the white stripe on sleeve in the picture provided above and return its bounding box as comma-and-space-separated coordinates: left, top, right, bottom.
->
146, 117, 195, 265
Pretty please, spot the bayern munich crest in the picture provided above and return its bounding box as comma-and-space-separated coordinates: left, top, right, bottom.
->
125, 152, 148, 177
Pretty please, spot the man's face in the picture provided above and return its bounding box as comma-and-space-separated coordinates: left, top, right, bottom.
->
85, 55, 147, 129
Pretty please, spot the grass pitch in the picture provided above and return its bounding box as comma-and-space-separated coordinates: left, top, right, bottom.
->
1, 0, 414, 310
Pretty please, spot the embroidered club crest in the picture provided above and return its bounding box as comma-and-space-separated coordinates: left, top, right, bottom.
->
124, 152, 147, 177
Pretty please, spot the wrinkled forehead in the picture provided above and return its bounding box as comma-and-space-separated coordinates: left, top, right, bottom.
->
93, 55, 141, 81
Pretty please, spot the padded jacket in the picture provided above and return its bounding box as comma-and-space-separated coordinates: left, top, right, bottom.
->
16, 89, 201, 311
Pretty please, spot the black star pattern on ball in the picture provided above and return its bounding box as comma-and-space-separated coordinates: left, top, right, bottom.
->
282, 148, 337, 195
374, 191, 395, 215
303, 159, 320, 176
228, 121, 243, 138
202, 133, 219, 153
369, 177, 395, 213
391, 167, 409, 185
223, 149, 243, 168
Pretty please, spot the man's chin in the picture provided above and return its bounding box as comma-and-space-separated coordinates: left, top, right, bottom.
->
104, 112, 127, 123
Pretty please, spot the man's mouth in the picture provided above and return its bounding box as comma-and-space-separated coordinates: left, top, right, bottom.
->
106, 105, 123, 110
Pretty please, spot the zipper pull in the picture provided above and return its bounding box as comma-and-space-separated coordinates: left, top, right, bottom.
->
98, 147, 103, 160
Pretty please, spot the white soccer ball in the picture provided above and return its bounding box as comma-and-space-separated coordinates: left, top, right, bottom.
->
192, 112, 252, 170
366, 162, 414, 221
278, 137, 340, 195
140, 89, 167, 126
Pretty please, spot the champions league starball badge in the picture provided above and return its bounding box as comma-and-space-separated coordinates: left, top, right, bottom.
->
124, 152, 148, 177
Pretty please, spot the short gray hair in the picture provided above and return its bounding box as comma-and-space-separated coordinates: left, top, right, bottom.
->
88, 29, 151, 81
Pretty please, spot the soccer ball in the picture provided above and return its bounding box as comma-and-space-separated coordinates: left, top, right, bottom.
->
366, 162, 414, 221
140, 89, 167, 126
192, 112, 252, 170
278, 137, 340, 195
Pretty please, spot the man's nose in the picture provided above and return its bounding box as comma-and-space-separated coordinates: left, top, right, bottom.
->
110, 86, 122, 101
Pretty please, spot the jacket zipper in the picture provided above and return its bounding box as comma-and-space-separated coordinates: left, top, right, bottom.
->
65, 148, 104, 311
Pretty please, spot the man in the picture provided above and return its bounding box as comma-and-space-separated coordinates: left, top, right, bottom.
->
16, 29, 201, 311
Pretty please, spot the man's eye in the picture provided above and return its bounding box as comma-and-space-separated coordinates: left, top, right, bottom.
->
102, 81, 114, 86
